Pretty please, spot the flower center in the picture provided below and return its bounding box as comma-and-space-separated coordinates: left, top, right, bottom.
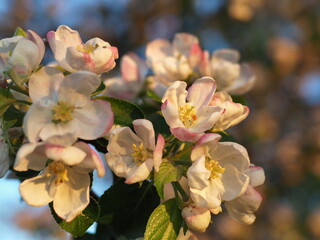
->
52, 101, 75, 124
131, 143, 153, 164
179, 104, 197, 128
205, 157, 225, 180
76, 44, 98, 54
47, 161, 69, 184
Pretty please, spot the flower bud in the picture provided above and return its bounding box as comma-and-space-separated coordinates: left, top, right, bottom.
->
181, 203, 211, 232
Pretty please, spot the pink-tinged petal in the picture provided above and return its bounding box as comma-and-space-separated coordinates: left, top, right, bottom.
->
47, 25, 82, 63
23, 101, 53, 143
125, 158, 153, 184
199, 50, 211, 76
121, 54, 139, 82
213, 49, 240, 63
61, 71, 100, 98
215, 142, 251, 172
171, 127, 203, 142
73, 99, 114, 140
107, 127, 141, 155
53, 168, 90, 222
29, 66, 64, 102
46, 134, 77, 146
133, 119, 155, 150
245, 166, 265, 187
187, 77, 217, 110
224, 185, 263, 225
19, 173, 53, 207
189, 43, 203, 67
221, 163, 250, 201
39, 144, 86, 166
111, 46, 119, 59
189, 105, 223, 133
162, 80, 188, 105
182, 203, 211, 233
146, 39, 172, 63
14, 142, 47, 171
73, 142, 105, 177
190, 133, 221, 161
224, 64, 255, 95
27, 30, 45, 66
153, 134, 164, 172
39, 121, 79, 142
173, 33, 199, 56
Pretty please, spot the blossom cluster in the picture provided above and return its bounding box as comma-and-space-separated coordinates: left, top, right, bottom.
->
0, 25, 264, 238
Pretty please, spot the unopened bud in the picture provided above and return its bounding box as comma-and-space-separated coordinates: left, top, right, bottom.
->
182, 203, 211, 232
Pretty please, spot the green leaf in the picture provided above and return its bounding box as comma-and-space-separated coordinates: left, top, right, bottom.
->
13, 26, 27, 37
146, 112, 171, 139
146, 89, 161, 102
231, 95, 248, 106
144, 198, 183, 240
0, 88, 16, 116
99, 180, 160, 239
154, 161, 183, 200
95, 96, 144, 126
50, 197, 100, 237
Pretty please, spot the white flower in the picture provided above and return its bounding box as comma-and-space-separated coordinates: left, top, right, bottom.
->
210, 91, 249, 131
225, 165, 265, 224
161, 77, 223, 142
105, 119, 164, 184
47, 25, 118, 74
14, 134, 105, 222
181, 203, 211, 232
200, 49, 255, 95
146, 33, 203, 91
187, 133, 250, 209
103, 53, 148, 100
0, 121, 9, 178
0, 30, 45, 84
23, 66, 114, 143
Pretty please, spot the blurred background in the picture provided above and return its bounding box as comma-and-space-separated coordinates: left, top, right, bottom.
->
0, 0, 319, 239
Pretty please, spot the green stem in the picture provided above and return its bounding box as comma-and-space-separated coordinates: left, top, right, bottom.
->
9, 83, 28, 96
164, 138, 179, 158
172, 181, 189, 202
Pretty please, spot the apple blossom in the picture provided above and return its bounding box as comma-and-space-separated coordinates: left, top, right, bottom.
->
181, 203, 211, 232
225, 165, 265, 224
200, 49, 255, 95
187, 133, 250, 209
23, 66, 114, 142
146, 33, 203, 91
0, 30, 45, 84
14, 134, 105, 222
161, 77, 223, 142
47, 25, 118, 74
103, 53, 148, 100
105, 119, 164, 184
210, 91, 249, 131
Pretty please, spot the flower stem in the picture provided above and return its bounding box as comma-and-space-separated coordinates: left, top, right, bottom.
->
172, 181, 189, 202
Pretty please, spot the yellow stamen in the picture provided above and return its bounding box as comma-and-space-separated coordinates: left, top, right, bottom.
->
52, 101, 75, 124
205, 157, 225, 179
131, 143, 153, 165
47, 161, 69, 184
179, 104, 197, 128
76, 44, 98, 54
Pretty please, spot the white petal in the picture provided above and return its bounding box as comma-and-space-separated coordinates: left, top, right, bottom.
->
23, 101, 54, 143
133, 119, 155, 150
146, 39, 172, 63
39, 120, 79, 142
190, 133, 221, 161
19, 173, 53, 207
125, 158, 153, 184
53, 168, 90, 222
28, 66, 64, 102
221, 163, 250, 201
187, 77, 217, 110
245, 166, 265, 187
213, 49, 240, 63
73, 99, 114, 140
27, 30, 45, 67
14, 142, 47, 171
